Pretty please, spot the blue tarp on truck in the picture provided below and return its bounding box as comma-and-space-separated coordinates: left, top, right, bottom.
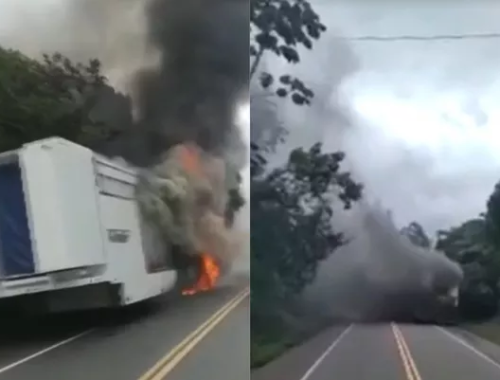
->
0, 163, 35, 276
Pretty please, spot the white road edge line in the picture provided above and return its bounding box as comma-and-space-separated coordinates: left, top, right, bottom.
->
298, 324, 354, 380
0, 328, 95, 375
435, 326, 500, 371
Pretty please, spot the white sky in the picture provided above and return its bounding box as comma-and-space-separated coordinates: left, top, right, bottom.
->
0, 0, 63, 34
272, 0, 500, 234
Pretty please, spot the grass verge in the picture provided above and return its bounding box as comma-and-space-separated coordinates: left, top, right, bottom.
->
463, 322, 500, 345
251, 336, 298, 369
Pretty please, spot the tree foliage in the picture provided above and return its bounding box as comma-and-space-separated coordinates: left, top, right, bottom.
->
224, 173, 246, 227
436, 182, 500, 320
250, 0, 327, 105
0, 48, 125, 153
486, 182, 500, 245
250, 2, 365, 366
401, 222, 431, 248
249, 0, 329, 176
252, 143, 362, 301
0, 46, 244, 233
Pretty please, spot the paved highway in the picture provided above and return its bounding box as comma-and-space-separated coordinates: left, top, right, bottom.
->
0, 277, 249, 380
253, 323, 500, 380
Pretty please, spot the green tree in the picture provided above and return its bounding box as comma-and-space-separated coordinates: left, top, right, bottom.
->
0, 46, 245, 253
224, 173, 246, 227
436, 219, 488, 264
0, 48, 125, 153
249, 1, 365, 367
250, 0, 328, 180
401, 222, 431, 248
252, 143, 362, 300
251, 0, 326, 105
436, 217, 500, 320
251, 143, 362, 365
486, 181, 500, 244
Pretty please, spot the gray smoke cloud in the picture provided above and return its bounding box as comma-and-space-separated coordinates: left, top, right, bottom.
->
302, 204, 463, 322
252, 0, 464, 322
0, 0, 250, 281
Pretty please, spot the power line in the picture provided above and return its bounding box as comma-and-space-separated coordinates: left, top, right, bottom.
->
339, 32, 500, 42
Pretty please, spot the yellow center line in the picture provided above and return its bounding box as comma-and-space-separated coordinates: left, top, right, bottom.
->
392, 323, 415, 380
391, 323, 423, 380
137, 287, 249, 380
396, 327, 422, 380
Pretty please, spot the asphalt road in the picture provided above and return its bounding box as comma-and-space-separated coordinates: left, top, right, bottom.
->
0, 277, 249, 380
167, 294, 250, 380
252, 323, 500, 380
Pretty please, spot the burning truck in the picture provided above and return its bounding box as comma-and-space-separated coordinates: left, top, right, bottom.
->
0, 136, 242, 313
0, 0, 249, 313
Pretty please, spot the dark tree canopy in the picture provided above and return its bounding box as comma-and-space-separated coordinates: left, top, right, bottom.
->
250, 0, 327, 105
401, 222, 431, 248
250, 1, 365, 367
436, 183, 500, 321
486, 181, 500, 244
251, 142, 362, 318
225, 173, 246, 227
0, 48, 128, 153
249, 0, 328, 180
0, 46, 244, 233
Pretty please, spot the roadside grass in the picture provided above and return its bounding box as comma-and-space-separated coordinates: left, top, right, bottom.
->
251, 316, 336, 369
251, 335, 298, 369
463, 322, 500, 345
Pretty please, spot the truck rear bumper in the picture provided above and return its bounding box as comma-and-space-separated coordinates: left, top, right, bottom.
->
0, 269, 106, 298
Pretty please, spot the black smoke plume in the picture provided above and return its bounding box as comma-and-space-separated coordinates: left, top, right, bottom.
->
104, 0, 249, 168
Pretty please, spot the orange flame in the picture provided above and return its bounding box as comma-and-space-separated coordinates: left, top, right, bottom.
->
178, 144, 202, 175
177, 144, 221, 295
182, 253, 221, 296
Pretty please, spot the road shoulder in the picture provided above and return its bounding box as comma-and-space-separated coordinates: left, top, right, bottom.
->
447, 325, 500, 367
251, 325, 350, 380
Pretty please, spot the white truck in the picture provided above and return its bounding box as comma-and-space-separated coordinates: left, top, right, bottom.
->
0, 137, 179, 313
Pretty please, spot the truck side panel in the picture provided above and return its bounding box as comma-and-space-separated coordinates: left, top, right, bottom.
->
20, 139, 106, 272
98, 193, 177, 304
0, 162, 35, 276
95, 157, 177, 304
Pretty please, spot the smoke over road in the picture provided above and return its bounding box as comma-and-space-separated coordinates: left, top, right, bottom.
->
0, 0, 250, 288
302, 204, 463, 322
251, 3, 463, 322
